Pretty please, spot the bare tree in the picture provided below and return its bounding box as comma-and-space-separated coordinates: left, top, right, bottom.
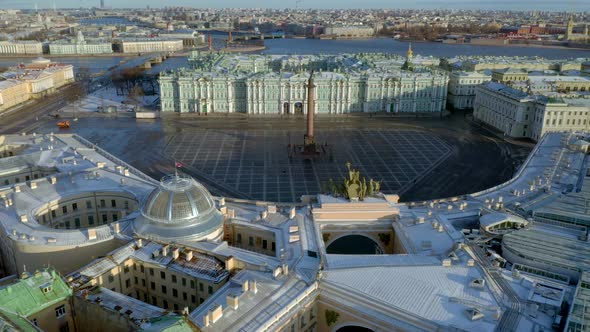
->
127, 85, 145, 112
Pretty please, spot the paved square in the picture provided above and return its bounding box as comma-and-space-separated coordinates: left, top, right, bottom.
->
164, 129, 451, 202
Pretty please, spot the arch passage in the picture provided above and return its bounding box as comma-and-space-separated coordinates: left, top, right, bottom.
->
326, 234, 382, 255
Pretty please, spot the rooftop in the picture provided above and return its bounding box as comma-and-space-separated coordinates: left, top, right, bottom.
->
0, 269, 72, 317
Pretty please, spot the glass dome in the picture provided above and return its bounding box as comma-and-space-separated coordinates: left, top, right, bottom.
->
133, 175, 223, 242
142, 175, 216, 223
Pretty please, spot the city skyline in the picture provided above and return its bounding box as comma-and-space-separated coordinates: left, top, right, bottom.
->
1, 0, 590, 11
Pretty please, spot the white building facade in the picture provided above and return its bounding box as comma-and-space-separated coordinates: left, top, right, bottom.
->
447, 71, 491, 110
116, 38, 183, 54
474, 81, 590, 141
0, 41, 43, 55
159, 53, 449, 114
48, 41, 113, 55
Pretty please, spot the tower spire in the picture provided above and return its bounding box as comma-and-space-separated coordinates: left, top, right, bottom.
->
407, 43, 413, 60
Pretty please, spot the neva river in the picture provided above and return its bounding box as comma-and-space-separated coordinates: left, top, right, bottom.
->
263, 38, 590, 59
0, 38, 586, 76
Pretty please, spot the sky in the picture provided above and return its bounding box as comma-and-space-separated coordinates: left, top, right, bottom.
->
0, 0, 588, 11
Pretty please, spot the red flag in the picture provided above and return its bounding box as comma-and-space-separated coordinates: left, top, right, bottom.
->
175, 161, 183, 168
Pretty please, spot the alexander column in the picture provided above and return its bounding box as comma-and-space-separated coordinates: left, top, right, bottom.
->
304, 70, 316, 152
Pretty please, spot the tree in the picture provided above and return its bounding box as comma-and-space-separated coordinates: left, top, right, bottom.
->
127, 85, 145, 112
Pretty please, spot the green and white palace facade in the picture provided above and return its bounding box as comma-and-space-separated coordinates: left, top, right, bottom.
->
159, 52, 449, 114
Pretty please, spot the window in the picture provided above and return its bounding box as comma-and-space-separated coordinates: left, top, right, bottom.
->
86, 200, 92, 209
173, 288, 178, 297
125, 279, 131, 288
142, 279, 146, 287
134, 277, 138, 284
52, 210, 57, 218
163, 300, 168, 309
208, 286, 213, 294
161, 285, 167, 294
152, 296, 157, 305
150, 282, 155, 290
55, 305, 66, 318
191, 280, 196, 289
237, 233, 242, 243
74, 218, 80, 228
199, 283, 203, 292
72, 203, 78, 211
172, 275, 177, 283
182, 278, 186, 286
263, 240, 268, 249
174, 303, 179, 311
62, 206, 67, 214
272, 242, 276, 251
88, 215, 94, 225
111, 200, 116, 207
248, 236, 254, 246
124, 266, 130, 274
191, 295, 196, 304
102, 214, 108, 223
112, 214, 118, 222
140, 265, 144, 273
160, 271, 166, 280
100, 200, 106, 208
124, 201, 129, 209
183, 292, 188, 301
108, 275, 114, 283
32, 319, 38, 326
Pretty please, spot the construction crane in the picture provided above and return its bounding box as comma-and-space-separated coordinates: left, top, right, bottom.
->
295, 0, 303, 9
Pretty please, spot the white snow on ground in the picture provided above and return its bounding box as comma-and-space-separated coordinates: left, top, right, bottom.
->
59, 86, 158, 113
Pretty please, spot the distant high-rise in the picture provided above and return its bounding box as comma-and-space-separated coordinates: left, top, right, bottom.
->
100, 0, 104, 8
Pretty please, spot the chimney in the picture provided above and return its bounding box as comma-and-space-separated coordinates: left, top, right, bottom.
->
225, 256, 235, 271
260, 211, 268, 219
251, 280, 258, 294
210, 304, 223, 323
20, 215, 28, 223
226, 294, 239, 310
161, 245, 169, 257
14, 185, 20, 193
219, 197, 225, 206
30, 182, 37, 190
282, 264, 289, 275
136, 239, 143, 248
185, 251, 193, 261
172, 248, 179, 260
267, 205, 277, 214
241, 280, 249, 292
203, 313, 210, 327
50, 176, 57, 184
289, 207, 296, 219
88, 229, 97, 241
